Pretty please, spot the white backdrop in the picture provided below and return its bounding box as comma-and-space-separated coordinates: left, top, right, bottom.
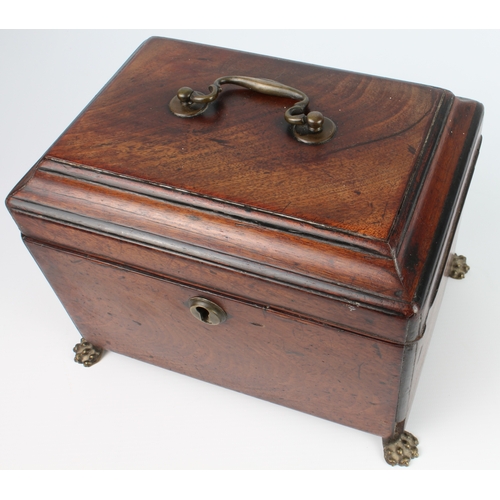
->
1, 30, 499, 472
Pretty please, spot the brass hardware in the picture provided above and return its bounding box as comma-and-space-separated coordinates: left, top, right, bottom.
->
450, 254, 470, 279
383, 431, 419, 467
73, 338, 103, 367
169, 75, 336, 145
189, 297, 227, 325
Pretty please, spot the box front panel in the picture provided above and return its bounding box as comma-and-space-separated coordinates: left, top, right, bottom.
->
11, 209, 410, 343
26, 238, 403, 437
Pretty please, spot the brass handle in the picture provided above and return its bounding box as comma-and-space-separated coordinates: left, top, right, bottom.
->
169, 75, 336, 145
188, 297, 227, 325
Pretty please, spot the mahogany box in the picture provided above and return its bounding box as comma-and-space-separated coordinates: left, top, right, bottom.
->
5, 37, 483, 466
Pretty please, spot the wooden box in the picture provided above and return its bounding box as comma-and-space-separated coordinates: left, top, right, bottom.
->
5, 37, 483, 466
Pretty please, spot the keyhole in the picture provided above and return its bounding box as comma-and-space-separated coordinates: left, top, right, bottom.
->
196, 306, 210, 323
189, 297, 227, 325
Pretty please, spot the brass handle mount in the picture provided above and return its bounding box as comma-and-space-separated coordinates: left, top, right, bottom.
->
169, 75, 336, 145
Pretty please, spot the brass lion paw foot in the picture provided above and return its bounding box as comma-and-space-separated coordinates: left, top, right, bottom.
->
383, 431, 419, 467
450, 254, 470, 279
73, 338, 103, 367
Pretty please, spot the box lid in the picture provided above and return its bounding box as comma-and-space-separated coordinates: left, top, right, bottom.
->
8, 37, 483, 343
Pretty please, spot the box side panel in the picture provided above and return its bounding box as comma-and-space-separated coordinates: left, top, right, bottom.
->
397, 254, 452, 424
24, 239, 403, 437
393, 223, 465, 429
386, 105, 483, 426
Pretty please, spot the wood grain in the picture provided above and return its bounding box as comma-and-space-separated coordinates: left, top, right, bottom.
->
5, 37, 484, 438
25, 239, 402, 437
10, 210, 412, 344
47, 37, 449, 243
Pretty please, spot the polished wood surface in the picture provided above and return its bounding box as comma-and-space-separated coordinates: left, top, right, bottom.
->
10, 211, 411, 344
26, 239, 402, 437
5, 37, 484, 438
47, 37, 448, 247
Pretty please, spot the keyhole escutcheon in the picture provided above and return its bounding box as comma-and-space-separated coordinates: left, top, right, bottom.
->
188, 297, 227, 325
